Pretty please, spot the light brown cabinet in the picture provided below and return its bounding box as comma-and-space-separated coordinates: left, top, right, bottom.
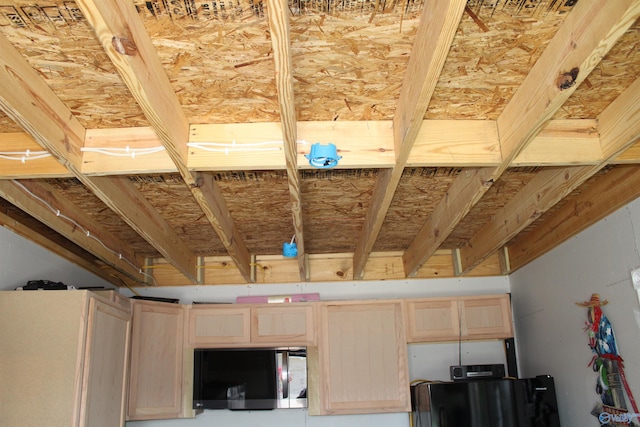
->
405, 297, 460, 342
187, 305, 251, 347
0, 290, 131, 427
127, 299, 192, 421
459, 295, 513, 340
187, 303, 316, 347
405, 294, 513, 343
251, 304, 316, 345
313, 300, 410, 415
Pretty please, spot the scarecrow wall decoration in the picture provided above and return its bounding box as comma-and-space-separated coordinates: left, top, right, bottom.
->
578, 294, 638, 426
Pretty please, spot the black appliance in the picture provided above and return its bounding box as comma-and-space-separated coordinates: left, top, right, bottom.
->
193, 348, 307, 410
450, 363, 505, 381
411, 375, 561, 427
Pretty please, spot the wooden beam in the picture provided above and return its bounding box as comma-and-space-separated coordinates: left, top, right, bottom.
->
0, 30, 200, 284
0, 33, 85, 174
0, 180, 145, 282
266, 0, 306, 281
457, 76, 640, 274
82, 127, 175, 175
403, 0, 640, 277
138, 250, 503, 287
0, 133, 71, 179
352, 0, 467, 279
4, 118, 633, 178
510, 119, 601, 166
0, 202, 134, 287
507, 165, 640, 272
495, 0, 640, 173
74, 0, 253, 282
456, 165, 596, 274
84, 175, 199, 282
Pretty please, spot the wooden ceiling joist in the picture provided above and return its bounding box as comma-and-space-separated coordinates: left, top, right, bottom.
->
0, 204, 132, 287
74, 0, 253, 282
352, 0, 467, 279
266, 0, 306, 281
457, 75, 640, 274
0, 179, 144, 282
0, 31, 199, 284
506, 165, 640, 272
403, 0, 640, 278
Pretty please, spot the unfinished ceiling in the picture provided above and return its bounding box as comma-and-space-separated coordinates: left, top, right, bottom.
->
0, 0, 639, 288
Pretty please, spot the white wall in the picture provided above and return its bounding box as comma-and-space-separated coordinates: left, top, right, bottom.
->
0, 226, 114, 290
510, 197, 640, 427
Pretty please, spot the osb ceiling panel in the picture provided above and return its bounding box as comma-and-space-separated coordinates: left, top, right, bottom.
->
0, 2, 147, 130
213, 171, 294, 255
301, 169, 377, 254
374, 168, 459, 252
0, 0, 604, 133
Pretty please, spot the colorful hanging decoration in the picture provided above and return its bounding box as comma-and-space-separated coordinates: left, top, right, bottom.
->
577, 294, 638, 426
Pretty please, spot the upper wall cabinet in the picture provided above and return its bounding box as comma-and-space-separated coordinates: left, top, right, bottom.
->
187, 305, 251, 347
127, 299, 188, 421
251, 304, 316, 345
405, 297, 460, 342
314, 300, 410, 415
186, 303, 316, 348
406, 294, 513, 343
0, 290, 131, 427
458, 295, 513, 340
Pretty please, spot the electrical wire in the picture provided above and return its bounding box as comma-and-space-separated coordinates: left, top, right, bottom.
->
10, 180, 156, 286
80, 146, 165, 158
186, 141, 283, 154
0, 150, 51, 162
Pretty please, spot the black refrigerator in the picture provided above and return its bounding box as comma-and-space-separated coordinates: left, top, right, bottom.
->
411, 376, 561, 427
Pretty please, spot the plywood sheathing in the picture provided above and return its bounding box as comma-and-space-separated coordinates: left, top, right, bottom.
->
426, 8, 570, 120
0, 0, 593, 134
302, 168, 377, 253
128, 174, 227, 255
212, 171, 293, 255
374, 168, 459, 252
0, 2, 147, 131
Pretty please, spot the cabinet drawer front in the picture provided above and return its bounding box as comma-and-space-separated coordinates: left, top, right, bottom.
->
252, 304, 316, 345
406, 299, 460, 342
188, 307, 251, 347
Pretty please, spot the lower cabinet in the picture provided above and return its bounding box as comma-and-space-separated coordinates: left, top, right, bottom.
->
0, 290, 131, 427
127, 299, 195, 420
312, 300, 411, 415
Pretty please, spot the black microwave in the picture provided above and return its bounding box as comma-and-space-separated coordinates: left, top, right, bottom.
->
193, 348, 307, 410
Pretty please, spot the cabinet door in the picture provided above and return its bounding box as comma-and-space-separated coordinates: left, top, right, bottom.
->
459, 295, 513, 340
405, 298, 459, 343
251, 304, 316, 345
79, 297, 131, 427
187, 306, 251, 347
128, 301, 185, 420
317, 301, 410, 415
